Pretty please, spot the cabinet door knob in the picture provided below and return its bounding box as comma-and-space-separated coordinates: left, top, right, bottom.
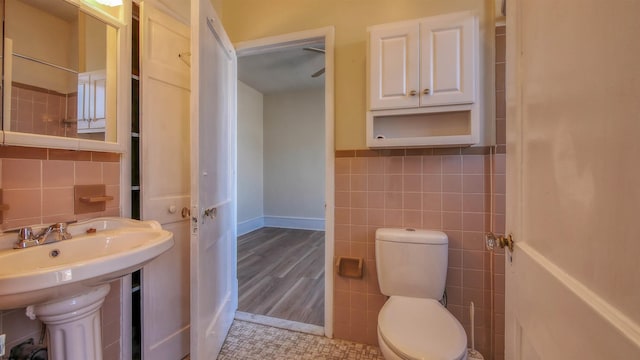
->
423, 89, 430, 95
409, 90, 417, 96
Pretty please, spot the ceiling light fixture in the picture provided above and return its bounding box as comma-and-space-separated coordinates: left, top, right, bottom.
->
94, 0, 123, 6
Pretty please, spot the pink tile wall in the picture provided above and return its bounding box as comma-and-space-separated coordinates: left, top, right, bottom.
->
11, 84, 78, 138
334, 150, 496, 356
0, 156, 120, 230
0, 146, 121, 357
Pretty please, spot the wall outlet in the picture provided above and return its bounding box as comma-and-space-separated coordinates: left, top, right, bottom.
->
0, 333, 5, 357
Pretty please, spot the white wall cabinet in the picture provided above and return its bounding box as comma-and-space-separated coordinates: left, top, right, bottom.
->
367, 12, 480, 148
370, 12, 476, 110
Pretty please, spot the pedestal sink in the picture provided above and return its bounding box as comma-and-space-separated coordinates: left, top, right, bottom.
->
0, 217, 174, 360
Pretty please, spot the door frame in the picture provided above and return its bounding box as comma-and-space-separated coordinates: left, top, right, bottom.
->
235, 26, 336, 338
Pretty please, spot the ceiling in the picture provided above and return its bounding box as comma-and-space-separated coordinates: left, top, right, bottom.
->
238, 43, 325, 94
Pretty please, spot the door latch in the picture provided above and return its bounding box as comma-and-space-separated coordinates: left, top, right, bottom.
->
203, 207, 217, 219
486, 232, 514, 252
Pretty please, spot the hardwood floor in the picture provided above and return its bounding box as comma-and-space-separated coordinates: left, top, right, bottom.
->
237, 227, 325, 326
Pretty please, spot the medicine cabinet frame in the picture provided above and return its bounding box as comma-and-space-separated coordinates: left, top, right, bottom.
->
1, 0, 131, 153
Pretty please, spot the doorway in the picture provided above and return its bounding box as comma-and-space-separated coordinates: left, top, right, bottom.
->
235, 28, 335, 336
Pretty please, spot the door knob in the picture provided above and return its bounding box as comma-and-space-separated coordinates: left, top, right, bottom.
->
486, 232, 514, 252
181, 207, 190, 218
423, 89, 430, 95
409, 90, 417, 96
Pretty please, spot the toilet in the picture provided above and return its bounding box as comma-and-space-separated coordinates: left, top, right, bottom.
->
376, 228, 468, 360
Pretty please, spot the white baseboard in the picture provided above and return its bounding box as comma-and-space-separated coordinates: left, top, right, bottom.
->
237, 216, 325, 235
263, 216, 325, 231
237, 217, 265, 236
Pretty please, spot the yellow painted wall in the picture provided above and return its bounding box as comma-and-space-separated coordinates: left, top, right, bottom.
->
211, 0, 223, 17
219, 0, 495, 150
6, 0, 76, 93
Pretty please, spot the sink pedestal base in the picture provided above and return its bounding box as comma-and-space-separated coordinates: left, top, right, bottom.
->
27, 284, 111, 360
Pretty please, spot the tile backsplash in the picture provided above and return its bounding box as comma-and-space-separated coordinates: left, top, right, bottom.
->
333, 149, 505, 359
0, 145, 121, 359
11, 83, 78, 138
0, 147, 120, 231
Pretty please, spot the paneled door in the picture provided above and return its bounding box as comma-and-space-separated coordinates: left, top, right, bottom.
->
505, 0, 640, 358
140, 3, 191, 360
189, 0, 238, 358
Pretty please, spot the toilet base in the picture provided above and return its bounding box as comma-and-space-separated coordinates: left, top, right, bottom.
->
377, 328, 468, 360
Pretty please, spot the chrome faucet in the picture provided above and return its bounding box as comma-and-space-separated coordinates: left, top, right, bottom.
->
14, 222, 74, 249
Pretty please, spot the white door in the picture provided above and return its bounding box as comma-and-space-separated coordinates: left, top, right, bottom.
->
189, 0, 237, 358
419, 12, 475, 107
369, 22, 419, 110
140, 3, 191, 360
505, 0, 640, 359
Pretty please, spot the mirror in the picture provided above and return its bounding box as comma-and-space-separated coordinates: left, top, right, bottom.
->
1, 0, 121, 146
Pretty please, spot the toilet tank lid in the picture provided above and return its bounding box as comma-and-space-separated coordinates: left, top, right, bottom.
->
376, 228, 448, 245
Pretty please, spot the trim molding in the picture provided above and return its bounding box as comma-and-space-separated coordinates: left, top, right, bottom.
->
237, 217, 265, 236
237, 216, 326, 234
235, 25, 335, 338
335, 145, 495, 158
510, 243, 640, 356
263, 216, 325, 231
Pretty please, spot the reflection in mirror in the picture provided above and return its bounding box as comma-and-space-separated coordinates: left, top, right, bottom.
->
3, 0, 118, 142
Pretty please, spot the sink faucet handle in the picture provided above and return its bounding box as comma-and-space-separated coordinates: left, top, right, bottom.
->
14, 227, 37, 248
18, 227, 33, 241
52, 222, 73, 241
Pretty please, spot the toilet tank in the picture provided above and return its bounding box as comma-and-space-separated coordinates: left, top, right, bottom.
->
375, 228, 448, 299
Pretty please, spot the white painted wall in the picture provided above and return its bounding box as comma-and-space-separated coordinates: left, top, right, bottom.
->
263, 88, 325, 221
237, 81, 264, 225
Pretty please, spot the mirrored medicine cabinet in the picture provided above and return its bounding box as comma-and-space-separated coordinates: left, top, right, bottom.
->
0, 0, 129, 152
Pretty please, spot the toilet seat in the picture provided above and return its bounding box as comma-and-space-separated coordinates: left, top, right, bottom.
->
378, 296, 467, 360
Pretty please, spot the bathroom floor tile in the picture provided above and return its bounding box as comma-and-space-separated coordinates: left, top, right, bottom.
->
212, 320, 384, 359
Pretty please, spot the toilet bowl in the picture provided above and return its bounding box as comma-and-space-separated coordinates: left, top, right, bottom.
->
375, 228, 468, 360
377, 296, 467, 360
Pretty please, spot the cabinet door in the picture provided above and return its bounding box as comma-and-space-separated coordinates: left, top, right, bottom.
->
420, 13, 476, 106
369, 22, 419, 110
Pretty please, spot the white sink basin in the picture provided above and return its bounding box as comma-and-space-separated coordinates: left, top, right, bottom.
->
0, 217, 174, 310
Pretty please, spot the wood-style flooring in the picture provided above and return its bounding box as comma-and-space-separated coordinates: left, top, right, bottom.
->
237, 227, 325, 326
